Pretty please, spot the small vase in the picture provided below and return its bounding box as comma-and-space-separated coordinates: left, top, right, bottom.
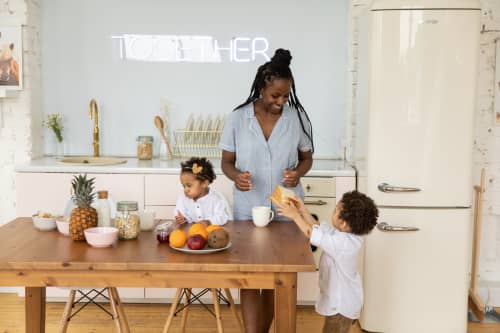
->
54, 140, 65, 159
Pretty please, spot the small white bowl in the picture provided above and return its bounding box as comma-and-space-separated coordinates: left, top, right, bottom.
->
32, 214, 57, 231
56, 217, 70, 236
84, 227, 119, 248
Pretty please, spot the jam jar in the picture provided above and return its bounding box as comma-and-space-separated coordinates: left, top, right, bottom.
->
114, 201, 140, 240
137, 136, 153, 160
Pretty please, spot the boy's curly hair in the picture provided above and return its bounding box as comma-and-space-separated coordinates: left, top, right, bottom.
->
180, 157, 216, 183
338, 191, 378, 235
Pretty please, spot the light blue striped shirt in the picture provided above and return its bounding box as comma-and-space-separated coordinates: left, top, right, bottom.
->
219, 103, 313, 220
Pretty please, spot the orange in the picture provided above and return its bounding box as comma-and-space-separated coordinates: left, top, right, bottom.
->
206, 225, 222, 234
188, 223, 209, 240
169, 229, 187, 248
190, 227, 208, 240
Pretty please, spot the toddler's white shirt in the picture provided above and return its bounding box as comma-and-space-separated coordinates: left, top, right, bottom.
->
310, 222, 364, 319
174, 188, 230, 226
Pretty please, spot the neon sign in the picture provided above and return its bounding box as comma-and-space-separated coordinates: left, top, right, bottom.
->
111, 34, 270, 63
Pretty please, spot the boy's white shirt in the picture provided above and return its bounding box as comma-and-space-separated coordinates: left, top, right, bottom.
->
310, 221, 364, 319
174, 188, 230, 226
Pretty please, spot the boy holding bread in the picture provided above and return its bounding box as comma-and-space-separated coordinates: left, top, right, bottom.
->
275, 190, 378, 333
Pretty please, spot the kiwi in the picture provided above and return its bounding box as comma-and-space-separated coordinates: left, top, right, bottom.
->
207, 228, 230, 249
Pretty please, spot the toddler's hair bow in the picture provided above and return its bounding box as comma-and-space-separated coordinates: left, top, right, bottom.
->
192, 163, 203, 174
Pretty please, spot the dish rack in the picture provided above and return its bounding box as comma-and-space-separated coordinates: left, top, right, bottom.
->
172, 130, 222, 157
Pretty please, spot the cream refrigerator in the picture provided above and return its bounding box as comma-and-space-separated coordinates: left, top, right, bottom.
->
353, 1, 481, 332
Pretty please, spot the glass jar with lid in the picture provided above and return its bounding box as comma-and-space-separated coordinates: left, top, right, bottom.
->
114, 201, 140, 239
137, 136, 153, 160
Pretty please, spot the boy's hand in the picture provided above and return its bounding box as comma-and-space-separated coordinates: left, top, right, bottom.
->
276, 201, 301, 220
235, 171, 252, 191
286, 195, 306, 212
175, 212, 186, 225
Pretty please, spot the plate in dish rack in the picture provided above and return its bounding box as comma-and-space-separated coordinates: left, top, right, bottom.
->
169, 241, 232, 254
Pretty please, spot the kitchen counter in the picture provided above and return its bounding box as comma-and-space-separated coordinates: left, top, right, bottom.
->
15, 157, 355, 177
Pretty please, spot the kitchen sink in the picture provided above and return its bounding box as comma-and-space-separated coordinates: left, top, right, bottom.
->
58, 156, 127, 166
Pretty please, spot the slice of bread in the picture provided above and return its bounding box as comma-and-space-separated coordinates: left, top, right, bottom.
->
269, 185, 296, 205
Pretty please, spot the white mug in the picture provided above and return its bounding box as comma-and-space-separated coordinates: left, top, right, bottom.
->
139, 210, 156, 231
252, 206, 274, 227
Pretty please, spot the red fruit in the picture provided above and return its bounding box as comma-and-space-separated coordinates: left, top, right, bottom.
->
187, 234, 206, 250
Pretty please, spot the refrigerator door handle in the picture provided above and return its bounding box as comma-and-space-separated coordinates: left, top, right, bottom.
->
377, 222, 419, 232
377, 182, 421, 193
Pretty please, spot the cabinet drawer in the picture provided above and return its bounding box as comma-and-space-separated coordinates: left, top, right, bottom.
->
302, 177, 336, 197
145, 175, 183, 206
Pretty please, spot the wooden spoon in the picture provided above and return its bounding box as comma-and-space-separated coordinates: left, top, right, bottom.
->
154, 115, 173, 158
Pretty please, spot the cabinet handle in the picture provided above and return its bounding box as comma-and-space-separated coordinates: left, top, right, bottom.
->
304, 200, 327, 206
378, 182, 421, 193
377, 222, 419, 232
305, 184, 312, 192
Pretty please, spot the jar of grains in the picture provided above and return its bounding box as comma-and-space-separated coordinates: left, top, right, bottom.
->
114, 201, 140, 239
137, 136, 153, 160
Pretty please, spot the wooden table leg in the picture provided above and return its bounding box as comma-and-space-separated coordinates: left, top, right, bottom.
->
25, 287, 46, 333
273, 273, 297, 333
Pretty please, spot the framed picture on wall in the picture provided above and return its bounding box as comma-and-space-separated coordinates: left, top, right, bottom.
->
0, 26, 22, 90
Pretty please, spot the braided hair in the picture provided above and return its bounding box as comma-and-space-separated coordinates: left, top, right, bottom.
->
180, 157, 216, 183
234, 48, 314, 152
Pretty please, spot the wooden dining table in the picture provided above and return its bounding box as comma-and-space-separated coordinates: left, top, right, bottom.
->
0, 218, 316, 333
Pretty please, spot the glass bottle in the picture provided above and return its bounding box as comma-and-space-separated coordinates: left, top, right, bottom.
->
95, 190, 111, 227
137, 136, 153, 160
114, 201, 140, 240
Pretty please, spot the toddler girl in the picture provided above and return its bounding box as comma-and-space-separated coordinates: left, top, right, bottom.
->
175, 157, 229, 226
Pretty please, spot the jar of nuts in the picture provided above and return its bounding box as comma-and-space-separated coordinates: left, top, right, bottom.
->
114, 201, 140, 240
136, 136, 153, 160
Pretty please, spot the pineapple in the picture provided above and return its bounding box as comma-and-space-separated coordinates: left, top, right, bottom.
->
69, 174, 98, 241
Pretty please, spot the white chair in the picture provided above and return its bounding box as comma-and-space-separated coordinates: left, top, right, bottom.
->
163, 190, 243, 333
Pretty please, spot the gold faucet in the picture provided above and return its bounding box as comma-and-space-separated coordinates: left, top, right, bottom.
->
89, 99, 100, 157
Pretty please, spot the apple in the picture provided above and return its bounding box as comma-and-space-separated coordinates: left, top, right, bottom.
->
187, 234, 206, 250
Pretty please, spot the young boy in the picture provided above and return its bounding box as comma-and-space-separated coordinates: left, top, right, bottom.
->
277, 190, 378, 333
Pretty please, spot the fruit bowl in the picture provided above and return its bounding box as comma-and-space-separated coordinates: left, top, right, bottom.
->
32, 213, 57, 231
84, 227, 119, 248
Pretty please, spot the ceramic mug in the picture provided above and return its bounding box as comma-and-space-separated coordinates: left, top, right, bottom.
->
252, 206, 274, 227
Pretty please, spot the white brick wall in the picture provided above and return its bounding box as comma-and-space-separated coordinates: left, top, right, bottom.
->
0, 0, 42, 225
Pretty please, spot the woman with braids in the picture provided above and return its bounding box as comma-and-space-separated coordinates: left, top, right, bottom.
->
219, 48, 314, 333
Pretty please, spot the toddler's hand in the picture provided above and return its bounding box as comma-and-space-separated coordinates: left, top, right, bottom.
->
175, 212, 186, 225
235, 171, 252, 191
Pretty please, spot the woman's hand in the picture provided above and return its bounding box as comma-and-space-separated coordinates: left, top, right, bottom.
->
282, 168, 300, 187
175, 212, 186, 225
235, 171, 252, 191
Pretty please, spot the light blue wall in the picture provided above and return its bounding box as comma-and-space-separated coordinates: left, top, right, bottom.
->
41, 0, 348, 158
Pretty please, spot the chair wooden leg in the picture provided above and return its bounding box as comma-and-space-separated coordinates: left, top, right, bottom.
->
212, 288, 224, 333
180, 288, 192, 333
110, 287, 130, 333
224, 288, 244, 333
108, 287, 123, 333
163, 288, 183, 333
59, 289, 76, 333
